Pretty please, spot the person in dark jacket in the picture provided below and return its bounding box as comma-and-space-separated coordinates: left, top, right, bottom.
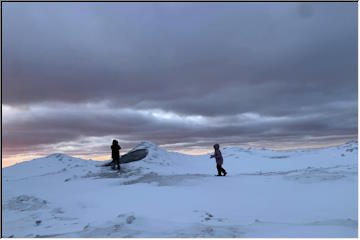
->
111, 139, 122, 170
210, 143, 227, 176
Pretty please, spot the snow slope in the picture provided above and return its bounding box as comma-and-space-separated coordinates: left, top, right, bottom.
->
2, 141, 358, 237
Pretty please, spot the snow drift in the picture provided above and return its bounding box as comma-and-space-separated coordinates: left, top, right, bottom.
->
2, 141, 358, 237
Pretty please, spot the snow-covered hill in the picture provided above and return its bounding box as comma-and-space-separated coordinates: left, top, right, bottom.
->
2, 141, 358, 237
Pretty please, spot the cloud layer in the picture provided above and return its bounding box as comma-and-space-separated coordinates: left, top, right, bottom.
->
2, 3, 357, 164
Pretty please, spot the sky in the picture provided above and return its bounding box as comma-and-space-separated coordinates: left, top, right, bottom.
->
2, 2, 358, 167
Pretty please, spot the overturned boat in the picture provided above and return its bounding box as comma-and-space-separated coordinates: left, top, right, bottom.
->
102, 148, 148, 166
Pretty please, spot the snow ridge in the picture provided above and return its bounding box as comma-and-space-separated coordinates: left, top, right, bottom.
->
2, 140, 358, 237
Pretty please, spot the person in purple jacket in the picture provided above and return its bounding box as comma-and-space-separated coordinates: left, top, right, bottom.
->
210, 143, 227, 176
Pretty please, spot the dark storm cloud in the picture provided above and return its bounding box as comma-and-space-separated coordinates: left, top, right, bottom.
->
3, 100, 356, 157
2, 2, 357, 160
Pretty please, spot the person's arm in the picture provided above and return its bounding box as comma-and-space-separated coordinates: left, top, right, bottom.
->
210, 154, 214, 158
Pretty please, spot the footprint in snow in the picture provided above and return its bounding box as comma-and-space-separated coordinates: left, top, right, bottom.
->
83, 224, 90, 230
51, 207, 65, 215
117, 213, 136, 224
7, 195, 48, 211
126, 215, 136, 224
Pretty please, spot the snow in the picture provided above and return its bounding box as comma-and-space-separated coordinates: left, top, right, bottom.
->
2, 140, 358, 237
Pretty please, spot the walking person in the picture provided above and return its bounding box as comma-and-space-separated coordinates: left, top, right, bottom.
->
210, 143, 227, 176
111, 139, 122, 170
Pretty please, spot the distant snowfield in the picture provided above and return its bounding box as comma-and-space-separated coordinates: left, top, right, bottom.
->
3, 141, 358, 237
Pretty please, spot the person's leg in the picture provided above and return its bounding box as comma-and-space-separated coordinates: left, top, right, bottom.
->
116, 159, 120, 170
216, 164, 222, 176
111, 159, 116, 169
221, 166, 227, 176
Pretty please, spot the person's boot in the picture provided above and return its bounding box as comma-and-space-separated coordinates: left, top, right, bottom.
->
224, 171, 227, 176
216, 165, 222, 176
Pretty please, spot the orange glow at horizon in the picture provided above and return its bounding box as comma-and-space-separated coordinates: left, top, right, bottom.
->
2, 138, 355, 168
2, 148, 214, 168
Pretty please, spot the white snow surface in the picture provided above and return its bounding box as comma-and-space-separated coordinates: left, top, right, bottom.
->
3, 140, 358, 237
